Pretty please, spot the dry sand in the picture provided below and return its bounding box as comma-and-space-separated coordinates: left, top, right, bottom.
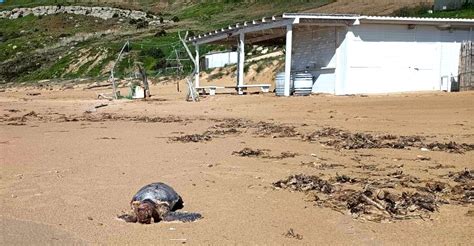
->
0, 82, 473, 245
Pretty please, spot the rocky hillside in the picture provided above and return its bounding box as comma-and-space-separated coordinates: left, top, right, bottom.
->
0, 0, 459, 84
1, 5, 163, 24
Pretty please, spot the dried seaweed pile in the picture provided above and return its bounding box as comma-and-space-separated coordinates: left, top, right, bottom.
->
206, 128, 240, 136
304, 127, 473, 153
170, 133, 212, 143
445, 169, 473, 204
342, 188, 438, 221
84, 113, 185, 123
425, 142, 474, 154
211, 118, 300, 138
232, 148, 298, 159
273, 170, 473, 222
301, 161, 345, 170
269, 151, 298, 159
253, 121, 299, 138
232, 148, 266, 157
168, 118, 300, 144
1, 111, 42, 125
1, 112, 187, 124
211, 118, 253, 129
170, 128, 240, 143
273, 174, 336, 194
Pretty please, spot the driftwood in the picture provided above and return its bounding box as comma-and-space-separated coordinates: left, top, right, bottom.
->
361, 194, 387, 212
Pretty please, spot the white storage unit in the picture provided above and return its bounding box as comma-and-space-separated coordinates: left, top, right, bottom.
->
204, 51, 238, 69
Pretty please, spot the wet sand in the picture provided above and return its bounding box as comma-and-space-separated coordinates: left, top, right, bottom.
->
0, 83, 473, 245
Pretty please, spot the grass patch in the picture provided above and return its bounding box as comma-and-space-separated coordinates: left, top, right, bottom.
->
175, 0, 333, 30
393, 3, 474, 18
21, 52, 74, 81
421, 6, 474, 18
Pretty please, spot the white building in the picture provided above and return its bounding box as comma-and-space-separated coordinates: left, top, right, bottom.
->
203, 51, 238, 69
188, 14, 474, 96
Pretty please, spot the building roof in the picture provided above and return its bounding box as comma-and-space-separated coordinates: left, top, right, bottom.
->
188, 13, 474, 45
188, 15, 290, 45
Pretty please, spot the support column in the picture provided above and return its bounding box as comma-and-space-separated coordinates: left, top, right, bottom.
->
195, 44, 200, 88
237, 32, 245, 94
284, 24, 293, 97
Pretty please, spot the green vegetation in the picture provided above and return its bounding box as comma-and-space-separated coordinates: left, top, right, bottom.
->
0, 13, 131, 82
4, 0, 329, 82
393, 2, 474, 18
4, 0, 471, 83
420, 5, 474, 18
175, 0, 333, 30
392, 3, 432, 17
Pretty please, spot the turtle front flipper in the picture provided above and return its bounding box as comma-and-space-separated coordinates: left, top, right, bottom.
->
162, 211, 202, 223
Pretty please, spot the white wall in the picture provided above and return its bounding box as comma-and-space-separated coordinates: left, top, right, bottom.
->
338, 24, 471, 95
205, 52, 238, 69
292, 26, 345, 94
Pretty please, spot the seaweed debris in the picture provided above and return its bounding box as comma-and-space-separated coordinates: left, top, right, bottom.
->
170, 133, 212, 143
232, 148, 266, 157
274, 170, 473, 222
303, 127, 473, 153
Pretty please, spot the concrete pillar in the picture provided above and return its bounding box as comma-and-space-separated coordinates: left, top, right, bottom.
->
237, 32, 245, 94
195, 44, 200, 88
284, 24, 293, 97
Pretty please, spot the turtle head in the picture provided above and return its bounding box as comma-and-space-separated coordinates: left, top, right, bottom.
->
132, 201, 154, 224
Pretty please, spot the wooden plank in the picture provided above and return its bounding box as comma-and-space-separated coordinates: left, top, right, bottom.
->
459, 41, 474, 91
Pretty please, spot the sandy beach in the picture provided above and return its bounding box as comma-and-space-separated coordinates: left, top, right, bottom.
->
1, 82, 473, 245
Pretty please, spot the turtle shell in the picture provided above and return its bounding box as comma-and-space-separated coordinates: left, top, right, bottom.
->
131, 182, 182, 209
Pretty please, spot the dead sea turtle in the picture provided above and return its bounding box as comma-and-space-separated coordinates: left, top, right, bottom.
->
118, 182, 202, 224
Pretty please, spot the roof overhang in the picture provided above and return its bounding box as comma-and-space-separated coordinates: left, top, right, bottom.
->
188, 13, 474, 45
189, 16, 294, 45
360, 16, 474, 28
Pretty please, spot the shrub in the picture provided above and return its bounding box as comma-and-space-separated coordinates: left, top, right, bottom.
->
171, 16, 180, 22
154, 59, 167, 70
136, 19, 149, 29
392, 3, 432, 17
154, 29, 167, 37
146, 11, 154, 19
140, 47, 165, 59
